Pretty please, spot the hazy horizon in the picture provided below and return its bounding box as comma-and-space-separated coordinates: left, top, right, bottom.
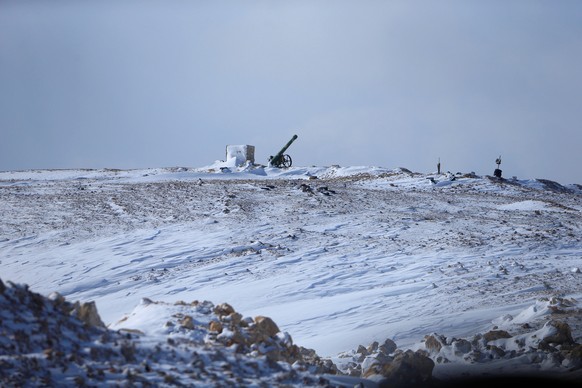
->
1, 0, 581, 184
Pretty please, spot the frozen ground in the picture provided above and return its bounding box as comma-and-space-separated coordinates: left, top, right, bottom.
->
1, 163, 581, 385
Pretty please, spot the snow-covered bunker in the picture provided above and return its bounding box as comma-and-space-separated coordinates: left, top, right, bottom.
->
225, 145, 255, 166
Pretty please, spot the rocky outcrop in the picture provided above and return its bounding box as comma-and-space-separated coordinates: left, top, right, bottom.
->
0, 280, 133, 386
336, 310, 582, 385
202, 301, 338, 375
338, 338, 434, 385
0, 279, 337, 387
4, 277, 582, 387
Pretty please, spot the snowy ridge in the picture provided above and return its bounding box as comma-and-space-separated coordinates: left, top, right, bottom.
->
1, 164, 581, 385
1, 164, 580, 193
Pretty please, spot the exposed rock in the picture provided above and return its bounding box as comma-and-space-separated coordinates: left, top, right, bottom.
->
354, 353, 366, 363
72, 301, 105, 328
209, 320, 223, 333
361, 355, 380, 375
375, 351, 394, 365
367, 341, 379, 353
451, 338, 472, 355
296, 346, 339, 374
483, 330, 512, 342
486, 345, 506, 358
179, 315, 195, 329
379, 338, 397, 355
253, 315, 280, 338
370, 349, 434, 387
357, 344, 368, 355
424, 334, 445, 353
541, 321, 574, 347
345, 362, 362, 376
214, 302, 235, 317
356, 344, 368, 361
562, 344, 582, 369
226, 312, 243, 326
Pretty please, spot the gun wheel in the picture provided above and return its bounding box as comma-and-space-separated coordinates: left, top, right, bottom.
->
281, 154, 292, 168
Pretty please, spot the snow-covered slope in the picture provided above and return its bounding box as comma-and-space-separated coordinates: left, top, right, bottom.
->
1, 164, 581, 385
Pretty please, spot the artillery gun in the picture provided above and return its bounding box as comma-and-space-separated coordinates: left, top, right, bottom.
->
268, 134, 298, 168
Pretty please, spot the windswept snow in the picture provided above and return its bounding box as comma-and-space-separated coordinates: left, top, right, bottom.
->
1, 164, 581, 384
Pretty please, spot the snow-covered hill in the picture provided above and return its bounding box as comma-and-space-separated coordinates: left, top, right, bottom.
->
1, 163, 581, 386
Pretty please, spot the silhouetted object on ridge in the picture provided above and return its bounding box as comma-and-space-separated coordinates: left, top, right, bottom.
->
494, 155, 502, 178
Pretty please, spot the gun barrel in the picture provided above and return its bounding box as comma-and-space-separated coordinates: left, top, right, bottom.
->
275, 134, 298, 157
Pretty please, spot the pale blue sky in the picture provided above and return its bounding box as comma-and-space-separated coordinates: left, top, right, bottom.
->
1, 0, 581, 183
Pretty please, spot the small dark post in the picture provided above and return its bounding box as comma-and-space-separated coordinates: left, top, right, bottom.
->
437, 158, 441, 174
494, 156, 502, 178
